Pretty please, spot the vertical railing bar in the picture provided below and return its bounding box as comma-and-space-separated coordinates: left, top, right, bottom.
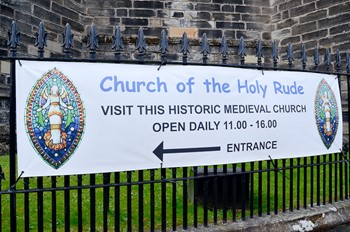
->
193, 167, 198, 228
213, 165, 218, 224
24, 177, 30, 232
51, 177, 57, 232
289, 158, 294, 212
310, 157, 314, 207
90, 174, 96, 232
258, 161, 262, 217
297, 158, 301, 210
127, 171, 132, 232
340, 153, 344, 201
0, 166, 2, 232
138, 170, 144, 232
267, 160, 271, 215
203, 166, 208, 227
37, 177, 44, 232
64, 175, 70, 232
241, 163, 246, 220
323, 155, 327, 205
77, 175, 83, 232
114, 172, 120, 232
346, 52, 350, 200
249, 162, 254, 219
150, 170, 155, 232
182, 167, 188, 230
329, 154, 333, 204
303, 157, 307, 209
103, 173, 111, 232
334, 154, 338, 202
161, 168, 167, 231
35, 21, 46, 232
232, 164, 237, 221
274, 159, 278, 215
317, 156, 321, 206
222, 165, 227, 223
172, 168, 177, 232
8, 20, 19, 232
335, 49, 342, 203
282, 159, 286, 212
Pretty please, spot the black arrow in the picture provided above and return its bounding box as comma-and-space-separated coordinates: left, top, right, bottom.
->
153, 141, 221, 162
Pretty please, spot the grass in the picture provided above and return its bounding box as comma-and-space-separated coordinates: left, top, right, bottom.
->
0, 153, 348, 231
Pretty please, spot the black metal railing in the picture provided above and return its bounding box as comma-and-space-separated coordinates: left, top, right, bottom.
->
1, 20, 350, 232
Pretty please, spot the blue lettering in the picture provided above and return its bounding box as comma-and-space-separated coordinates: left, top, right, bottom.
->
100, 76, 113, 92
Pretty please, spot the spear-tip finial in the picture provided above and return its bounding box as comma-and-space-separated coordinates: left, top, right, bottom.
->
301, 44, 307, 64
325, 48, 331, 66
7, 21, 20, 50
336, 49, 341, 68
220, 35, 229, 58
286, 42, 294, 63
62, 23, 74, 51
256, 38, 263, 59
112, 26, 124, 52
136, 27, 147, 53
314, 47, 320, 66
238, 36, 246, 59
87, 23, 99, 50
159, 29, 168, 54
200, 33, 210, 56
272, 41, 279, 60
180, 32, 190, 56
35, 21, 47, 49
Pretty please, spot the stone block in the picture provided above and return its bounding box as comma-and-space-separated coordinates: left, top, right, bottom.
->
213, 13, 240, 21
236, 5, 261, 14
316, 0, 348, 9
134, 1, 164, 9
87, 8, 115, 17
329, 2, 350, 16
299, 10, 327, 24
122, 18, 148, 26
116, 9, 127, 17
198, 29, 222, 39
15, 11, 41, 27
291, 22, 317, 36
302, 29, 328, 42
221, 5, 235, 12
166, 2, 194, 11
129, 9, 156, 18
242, 14, 270, 23
216, 22, 244, 29
195, 3, 220, 11
33, 5, 61, 24
277, 18, 298, 30
52, 2, 80, 21
213, 0, 242, 3
169, 27, 198, 38
319, 13, 350, 30
278, 0, 302, 11
290, 2, 315, 17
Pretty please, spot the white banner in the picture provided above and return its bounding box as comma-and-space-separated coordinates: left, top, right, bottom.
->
16, 60, 343, 177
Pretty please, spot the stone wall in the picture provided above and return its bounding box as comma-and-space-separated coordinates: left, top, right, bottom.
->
271, 0, 350, 66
